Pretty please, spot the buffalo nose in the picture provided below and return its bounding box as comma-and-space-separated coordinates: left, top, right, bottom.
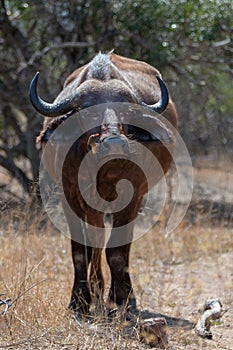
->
97, 135, 130, 159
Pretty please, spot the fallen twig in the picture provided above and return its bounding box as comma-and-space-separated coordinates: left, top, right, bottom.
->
0, 293, 11, 316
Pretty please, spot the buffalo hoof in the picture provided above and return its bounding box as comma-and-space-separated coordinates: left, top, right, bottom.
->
107, 305, 138, 322
68, 298, 90, 315
128, 298, 138, 314
75, 311, 92, 324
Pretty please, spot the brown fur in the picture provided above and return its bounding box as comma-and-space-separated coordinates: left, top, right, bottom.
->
36, 53, 178, 315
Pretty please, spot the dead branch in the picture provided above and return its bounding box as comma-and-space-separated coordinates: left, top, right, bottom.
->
0, 154, 31, 193
195, 299, 223, 339
0, 293, 11, 316
18, 41, 96, 73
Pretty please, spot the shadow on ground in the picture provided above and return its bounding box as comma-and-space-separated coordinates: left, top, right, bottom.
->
140, 309, 194, 329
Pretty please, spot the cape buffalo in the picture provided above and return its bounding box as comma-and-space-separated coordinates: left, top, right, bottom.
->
29, 52, 178, 316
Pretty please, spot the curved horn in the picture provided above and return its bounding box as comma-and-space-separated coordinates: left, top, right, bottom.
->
142, 76, 169, 114
29, 72, 77, 117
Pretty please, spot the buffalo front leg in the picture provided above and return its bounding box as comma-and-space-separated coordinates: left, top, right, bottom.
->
62, 197, 92, 314
69, 239, 92, 314
85, 212, 105, 308
106, 221, 137, 312
89, 248, 104, 308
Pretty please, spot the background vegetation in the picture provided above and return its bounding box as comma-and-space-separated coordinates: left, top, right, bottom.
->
0, 0, 232, 197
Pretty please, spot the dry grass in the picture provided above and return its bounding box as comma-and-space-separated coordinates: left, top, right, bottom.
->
0, 208, 232, 349
0, 158, 233, 349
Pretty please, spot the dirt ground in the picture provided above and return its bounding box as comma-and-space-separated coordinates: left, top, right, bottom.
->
131, 229, 233, 350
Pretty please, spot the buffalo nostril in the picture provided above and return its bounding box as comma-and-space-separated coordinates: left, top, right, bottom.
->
103, 136, 126, 146
98, 135, 130, 158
